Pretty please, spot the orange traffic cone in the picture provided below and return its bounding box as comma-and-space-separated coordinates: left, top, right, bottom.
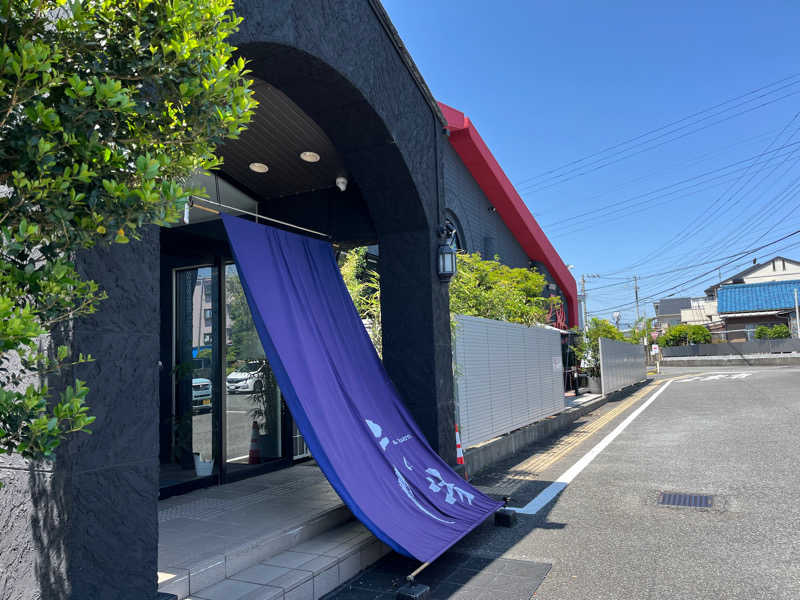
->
248, 421, 261, 464
455, 424, 464, 465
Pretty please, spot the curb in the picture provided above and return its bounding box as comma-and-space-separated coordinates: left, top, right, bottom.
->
463, 379, 653, 480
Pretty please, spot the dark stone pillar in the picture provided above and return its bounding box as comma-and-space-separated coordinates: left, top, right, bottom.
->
0, 227, 160, 600
379, 229, 456, 465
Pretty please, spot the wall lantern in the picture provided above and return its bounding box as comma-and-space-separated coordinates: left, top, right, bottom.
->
437, 223, 458, 282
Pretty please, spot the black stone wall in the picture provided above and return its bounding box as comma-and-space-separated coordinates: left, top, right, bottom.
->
442, 141, 530, 268
0, 228, 160, 599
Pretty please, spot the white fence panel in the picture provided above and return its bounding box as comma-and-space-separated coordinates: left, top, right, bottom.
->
453, 315, 566, 448
599, 337, 646, 396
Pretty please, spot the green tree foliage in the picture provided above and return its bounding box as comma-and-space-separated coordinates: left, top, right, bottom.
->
754, 325, 771, 340
339, 250, 557, 357
448, 252, 554, 326
756, 323, 791, 339
573, 318, 628, 377
627, 316, 655, 346
661, 324, 711, 346
0, 0, 255, 470
339, 247, 382, 356
226, 272, 263, 368
768, 324, 791, 339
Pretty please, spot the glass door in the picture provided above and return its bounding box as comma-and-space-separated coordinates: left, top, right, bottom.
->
160, 265, 220, 491
223, 264, 291, 478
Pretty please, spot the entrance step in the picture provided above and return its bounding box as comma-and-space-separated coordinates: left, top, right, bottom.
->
159, 519, 392, 599
158, 464, 356, 598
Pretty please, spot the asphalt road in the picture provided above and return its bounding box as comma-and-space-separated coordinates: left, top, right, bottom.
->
191, 391, 272, 461
442, 366, 800, 599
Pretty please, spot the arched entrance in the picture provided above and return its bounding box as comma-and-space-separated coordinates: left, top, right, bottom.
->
212, 11, 457, 463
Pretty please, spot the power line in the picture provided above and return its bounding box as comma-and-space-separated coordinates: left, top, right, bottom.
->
587, 229, 800, 315
528, 126, 783, 220
596, 228, 800, 310
587, 229, 800, 293
515, 73, 800, 187
517, 85, 800, 195
543, 140, 800, 230
597, 112, 800, 276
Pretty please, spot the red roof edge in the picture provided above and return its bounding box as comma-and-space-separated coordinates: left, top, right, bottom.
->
439, 101, 578, 328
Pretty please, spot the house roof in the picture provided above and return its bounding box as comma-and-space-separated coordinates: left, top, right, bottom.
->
653, 297, 692, 316
438, 102, 578, 327
704, 256, 800, 295
717, 279, 800, 314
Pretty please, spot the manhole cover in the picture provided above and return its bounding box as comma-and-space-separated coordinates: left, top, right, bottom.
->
658, 492, 713, 508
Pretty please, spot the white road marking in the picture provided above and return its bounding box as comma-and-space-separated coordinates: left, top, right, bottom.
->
510, 379, 674, 515
677, 372, 751, 383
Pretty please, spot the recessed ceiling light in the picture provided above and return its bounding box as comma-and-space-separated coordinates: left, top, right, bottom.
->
299, 151, 320, 163
249, 162, 269, 173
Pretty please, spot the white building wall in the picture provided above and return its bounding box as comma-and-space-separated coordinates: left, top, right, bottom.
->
680, 298, 718, 325
742, 259, 800, 284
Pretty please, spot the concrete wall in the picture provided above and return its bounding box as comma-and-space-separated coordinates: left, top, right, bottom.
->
662, 355, 800, 367
0, 228, 160, 600
661, 339, 800, 357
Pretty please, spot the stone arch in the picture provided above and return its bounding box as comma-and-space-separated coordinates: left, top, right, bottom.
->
225, 2, 456, 459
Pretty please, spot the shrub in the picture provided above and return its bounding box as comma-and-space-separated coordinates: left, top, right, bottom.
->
662, 324, 710, 346
754, 325, 771, 340
687, 324, 712, 345
768, 324, 791, 339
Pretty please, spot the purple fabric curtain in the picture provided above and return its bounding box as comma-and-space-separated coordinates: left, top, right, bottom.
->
222, 215, 502, 562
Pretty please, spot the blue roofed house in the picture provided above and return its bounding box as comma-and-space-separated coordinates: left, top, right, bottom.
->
716, 279, 800, 341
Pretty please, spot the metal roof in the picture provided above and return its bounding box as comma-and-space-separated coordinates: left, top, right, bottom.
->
717, 279, 800, 314
654, 297, 692, 316
704, 256, 800, 296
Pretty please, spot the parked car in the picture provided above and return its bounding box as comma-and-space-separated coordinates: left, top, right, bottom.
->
226, 362, 265, 394
192, 378, 212, 413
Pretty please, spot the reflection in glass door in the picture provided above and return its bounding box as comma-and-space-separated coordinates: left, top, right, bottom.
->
162, 265, 219, 489
224, 264, 285, 473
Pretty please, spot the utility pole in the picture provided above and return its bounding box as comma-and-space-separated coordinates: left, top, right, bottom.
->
581, 275, 588, 333
634, 275, 640, 323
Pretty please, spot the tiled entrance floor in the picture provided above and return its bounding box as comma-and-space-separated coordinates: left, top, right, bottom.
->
158, 464, 390, 599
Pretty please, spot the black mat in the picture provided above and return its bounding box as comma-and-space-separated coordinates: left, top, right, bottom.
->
323, 550, 551, 600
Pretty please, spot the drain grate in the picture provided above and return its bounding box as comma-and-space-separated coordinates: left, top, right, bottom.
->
658, 492, 713, 508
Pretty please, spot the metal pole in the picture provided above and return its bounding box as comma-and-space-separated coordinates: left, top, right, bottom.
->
634, 275, 640, 323
794, 288, 799, 338
188, 195, 330, 239
406, 562, 431, 583
581, 275, 588, 333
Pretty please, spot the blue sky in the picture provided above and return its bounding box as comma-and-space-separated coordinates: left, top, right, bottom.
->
382, 0, 800, 326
